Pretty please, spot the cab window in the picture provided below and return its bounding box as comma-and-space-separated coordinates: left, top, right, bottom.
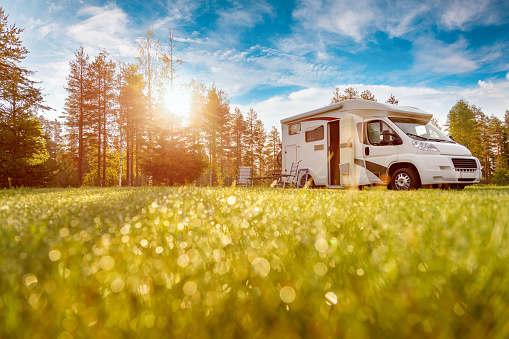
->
367, 120, 398, 146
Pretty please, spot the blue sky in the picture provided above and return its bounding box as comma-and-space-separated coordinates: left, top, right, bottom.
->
3, 0, 509, 129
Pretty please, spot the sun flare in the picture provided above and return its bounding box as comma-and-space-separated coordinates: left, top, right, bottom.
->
164, 88, 191, 117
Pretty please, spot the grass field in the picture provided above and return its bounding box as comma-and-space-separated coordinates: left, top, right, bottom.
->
1, 186, 509, 338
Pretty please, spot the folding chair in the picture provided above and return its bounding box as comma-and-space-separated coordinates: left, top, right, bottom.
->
282, 161, 300, 188
296, 168, 310, 188
235, 166, 253, 187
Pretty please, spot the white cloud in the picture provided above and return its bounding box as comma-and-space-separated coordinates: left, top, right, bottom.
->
49, 3, 64, 13
217, 1, 273, 29
39, 23, 60, 39
441, 0, 492, 30
234, 81, 509, 131
67, 4, 133, 57
181, 44, 342, 97
506, 72, 509, 81
164, 0, 202, 22
384, 4, 430, 38
478, 80, 494, 89
293, 0, 375, 42
412, 36, 478, 75
233, 88, 332, 129
292, 0, 508, 46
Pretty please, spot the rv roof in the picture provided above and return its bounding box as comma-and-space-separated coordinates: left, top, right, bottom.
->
280, 99, 433, 124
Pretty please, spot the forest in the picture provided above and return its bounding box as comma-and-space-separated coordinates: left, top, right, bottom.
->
1, 7, 509, 188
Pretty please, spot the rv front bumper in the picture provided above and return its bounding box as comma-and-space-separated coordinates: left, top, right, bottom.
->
415, 155, 481, 185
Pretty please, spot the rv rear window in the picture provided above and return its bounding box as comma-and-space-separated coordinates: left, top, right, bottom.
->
289, 123, 301, 135
305, 125, 324, 142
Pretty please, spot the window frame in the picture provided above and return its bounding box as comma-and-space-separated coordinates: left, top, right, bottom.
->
305, 125, 324, 142
366, 120, 398, 146
288, 123, 301, 135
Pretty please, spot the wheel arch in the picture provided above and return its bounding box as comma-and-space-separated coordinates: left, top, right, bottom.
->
388, 162, 422, 187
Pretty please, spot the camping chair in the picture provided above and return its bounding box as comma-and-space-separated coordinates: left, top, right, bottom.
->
282, 161, 300, 188
235, 166, 253, 187
296, 168, 310, 188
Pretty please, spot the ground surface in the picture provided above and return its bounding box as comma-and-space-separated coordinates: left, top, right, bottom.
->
1, 186, 508, 338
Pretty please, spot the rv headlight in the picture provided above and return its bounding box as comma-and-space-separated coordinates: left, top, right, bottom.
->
412, 139, 440, 152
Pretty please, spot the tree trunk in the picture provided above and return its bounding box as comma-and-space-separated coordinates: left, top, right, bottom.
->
135, 128, 139, 186
102, 99, 107, 186
78, 81, 83, 187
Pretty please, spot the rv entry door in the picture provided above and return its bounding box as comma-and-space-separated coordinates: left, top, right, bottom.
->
284, 144, 297, 174
328, 121, 341, 186
339, 116, 355, 186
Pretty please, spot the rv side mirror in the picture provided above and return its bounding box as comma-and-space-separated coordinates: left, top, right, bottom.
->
381, 130, 401, 145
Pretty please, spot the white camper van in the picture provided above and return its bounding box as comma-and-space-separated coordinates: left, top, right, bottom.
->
280, 99, 481, 190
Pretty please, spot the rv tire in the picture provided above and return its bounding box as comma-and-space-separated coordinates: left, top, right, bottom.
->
391, 168, 419, 191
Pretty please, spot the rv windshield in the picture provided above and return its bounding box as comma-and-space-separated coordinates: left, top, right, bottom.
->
389, 118, 453, 143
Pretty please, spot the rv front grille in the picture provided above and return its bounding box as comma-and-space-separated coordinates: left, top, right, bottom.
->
455, 168, 476, 173
452, 158, 477, 170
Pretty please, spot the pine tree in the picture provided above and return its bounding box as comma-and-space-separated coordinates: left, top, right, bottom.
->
0, 8, 53, 187
470, 105, 494, 178
502, 110, 509, 169
230, 107, 247, 170
330, 87, 359, 104
88, 51, 116, 186
489, 116, 502, 169
62, 46, 90, 186
202, 86, 231, 185
141, 107, 206, 185
360, 89, 376, 101
430, 117, 442, 130
253, 119, 266, 176
446, 99, 476, 150
163, 27, 184, 91
386, 94, 399, 105
245, 108, 258, 170
266, 126, 281, 175
118, 62, 145, 186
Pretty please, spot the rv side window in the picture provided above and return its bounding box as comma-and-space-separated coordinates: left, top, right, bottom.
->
367, 121, 397, 145
305, 125, 324, 142
289, 123, 301, 135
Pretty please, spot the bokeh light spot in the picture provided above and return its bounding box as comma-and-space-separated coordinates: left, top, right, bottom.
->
227, 196, 236, 205
183, 281, 198, 296
315, 239, 328, 252
99, 256, 115, 271
177, 254, 189, 267
251, 257, 270, 278
453, 303, 465, 316
48, 250, 61, 262
280, 286, 296, 303
24, 274, 38, 288
325, 291, 338, 305
314, 262, 328, 276
110, 279, 125, 293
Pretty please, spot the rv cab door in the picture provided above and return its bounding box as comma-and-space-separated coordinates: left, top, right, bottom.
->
339, 116, 355, 187
363, 119, 400, 184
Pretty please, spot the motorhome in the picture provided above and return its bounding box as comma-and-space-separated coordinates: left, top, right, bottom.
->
279, 99, 481, 190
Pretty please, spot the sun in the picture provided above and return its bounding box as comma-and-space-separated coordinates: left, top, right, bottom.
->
163, 87, 191, 118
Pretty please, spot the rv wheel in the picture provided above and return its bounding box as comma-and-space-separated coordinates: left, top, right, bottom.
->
391, 168, 419, 191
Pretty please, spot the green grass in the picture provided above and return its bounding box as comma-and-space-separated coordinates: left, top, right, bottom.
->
1, 186, 509, 338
